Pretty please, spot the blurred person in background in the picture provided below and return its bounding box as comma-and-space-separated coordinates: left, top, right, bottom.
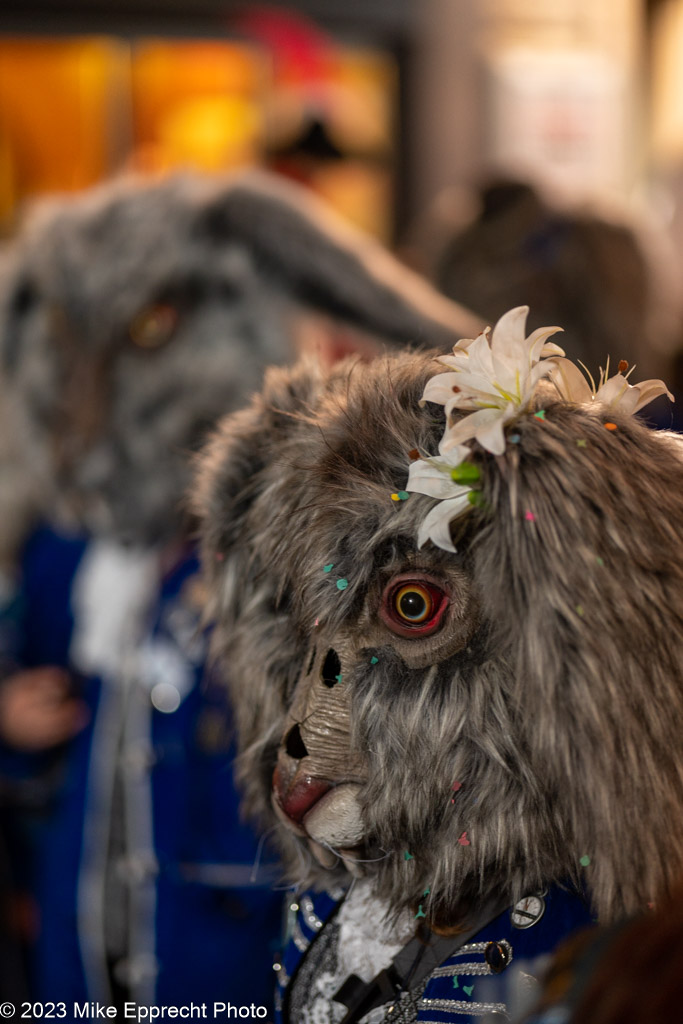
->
411, 177, 683, 429
0, 170, 476, 1012
521, 884, 683, 1024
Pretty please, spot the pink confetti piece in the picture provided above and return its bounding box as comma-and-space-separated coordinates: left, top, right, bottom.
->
525, 510, 536, 522
452, 781, 462, 791
458, 831, 470, 846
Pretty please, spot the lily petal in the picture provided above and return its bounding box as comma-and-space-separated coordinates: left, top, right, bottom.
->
594, 373, 632, 408
437, 433, 472, 462
417, 492, 473, 552
527, 325, 564, 366
523, 358, 561, 401
548, 358, 593, 404
442, 406, 504, 448
407, 458, 464, 499
631, 379, 675, 412
421, 372, 467, 407
473, 405, 513, 455
490, 306, 530, 361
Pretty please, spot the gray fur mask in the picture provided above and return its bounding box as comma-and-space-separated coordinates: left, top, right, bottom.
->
194, 350, 683, 932
0, 172, 476, 550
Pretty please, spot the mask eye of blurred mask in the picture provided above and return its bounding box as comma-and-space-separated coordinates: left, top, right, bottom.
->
129, 304, 179, 350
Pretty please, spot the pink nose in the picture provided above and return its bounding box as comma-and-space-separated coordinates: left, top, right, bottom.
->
272, 766, 332, 826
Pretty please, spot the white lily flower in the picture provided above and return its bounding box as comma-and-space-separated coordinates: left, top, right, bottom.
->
406, 305, 674, 556
549, 357, 674, 414
422, 306, 564, 458
408, 307, 564, 551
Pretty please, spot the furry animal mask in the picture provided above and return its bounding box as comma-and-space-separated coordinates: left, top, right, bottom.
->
194, 313, 683, 932
0, 171, 475, 553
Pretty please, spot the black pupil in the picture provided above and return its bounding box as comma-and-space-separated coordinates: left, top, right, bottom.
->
399, 591, 427, 620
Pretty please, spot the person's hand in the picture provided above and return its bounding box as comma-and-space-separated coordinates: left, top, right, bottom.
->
0, 668, 89, 751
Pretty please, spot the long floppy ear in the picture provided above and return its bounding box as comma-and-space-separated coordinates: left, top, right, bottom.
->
473, 401, 683, 919
192, 170, 482, 353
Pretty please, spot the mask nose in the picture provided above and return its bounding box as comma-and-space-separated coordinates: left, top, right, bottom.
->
284, 723, 308, 760
271, 641, 360, 832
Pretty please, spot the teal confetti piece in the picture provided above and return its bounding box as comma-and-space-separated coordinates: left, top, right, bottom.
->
397, 490, 410, 501
463, 984, 474, 998
323, 564, 334, 573
509, 433, 521, 444
370, 656, 379, 665
423, 888, 430, 897
336, 578, 348, 591
452, 976, 459, 990
335, 674, 343, 684
534, 410, 546, 420
415, 905, 426, 919
580, 855, 591, 867
403, 851, 413, 861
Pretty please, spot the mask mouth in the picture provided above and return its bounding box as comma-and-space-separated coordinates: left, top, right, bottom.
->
272, 762, 367, 869
272, 765, 334, 830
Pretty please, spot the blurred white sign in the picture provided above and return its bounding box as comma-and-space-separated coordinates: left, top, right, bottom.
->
484, 47, 628, 196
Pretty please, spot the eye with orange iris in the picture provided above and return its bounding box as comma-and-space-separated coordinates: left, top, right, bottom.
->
129, 304, 179, 350
380, 575, 449, 638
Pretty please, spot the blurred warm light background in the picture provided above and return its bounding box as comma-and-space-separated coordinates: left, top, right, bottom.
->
0, 9, 397, 240
0, 0, 682, 257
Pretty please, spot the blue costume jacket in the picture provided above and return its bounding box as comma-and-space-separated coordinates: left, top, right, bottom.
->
276, 884, 595, 1023
0, 525, 282, 1013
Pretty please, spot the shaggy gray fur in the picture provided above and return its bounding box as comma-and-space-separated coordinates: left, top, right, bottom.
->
194, 350, 683, 930
0, 172, 475, 558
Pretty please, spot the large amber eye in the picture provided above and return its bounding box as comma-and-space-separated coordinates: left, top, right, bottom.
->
380, 575, 449, 638
129, 304, 179, 350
